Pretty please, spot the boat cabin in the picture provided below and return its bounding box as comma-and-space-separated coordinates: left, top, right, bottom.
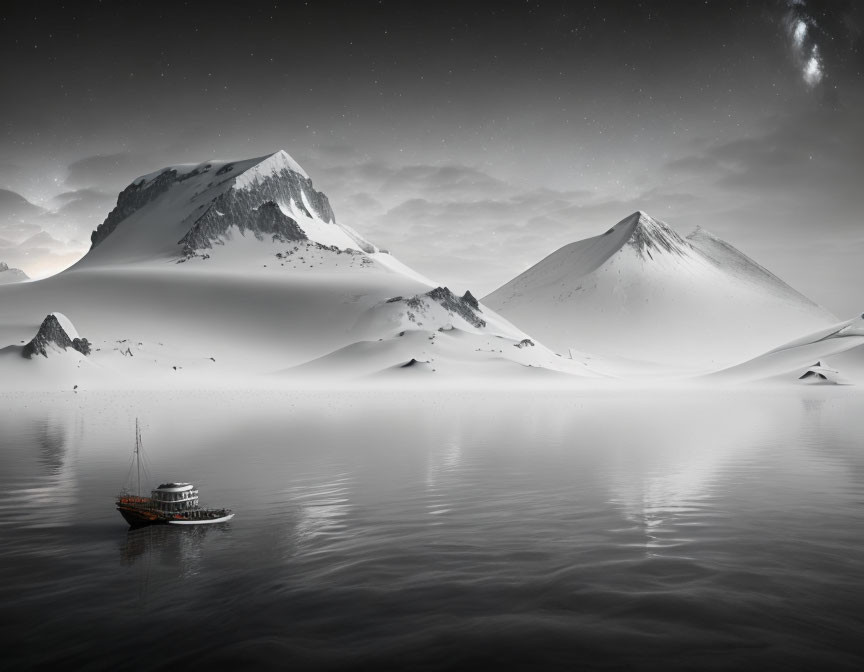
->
150, 482, 199, 512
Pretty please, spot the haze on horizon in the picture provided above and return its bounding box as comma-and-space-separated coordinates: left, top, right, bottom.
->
1, 0, 863, 315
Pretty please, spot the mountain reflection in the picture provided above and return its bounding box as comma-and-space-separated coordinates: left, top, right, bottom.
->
0, 412, 81, 528
604, 395, 786, 552
36, 421, 68, 475
425, 440, 463, 518
290, 471, 355, 546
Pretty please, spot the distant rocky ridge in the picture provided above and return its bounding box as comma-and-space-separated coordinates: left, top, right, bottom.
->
22, 313, 91, 359
0, 261, 29, 284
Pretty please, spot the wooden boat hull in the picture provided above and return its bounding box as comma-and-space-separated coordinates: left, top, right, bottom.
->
117, 503, 234, 527
117, 506, 166, 527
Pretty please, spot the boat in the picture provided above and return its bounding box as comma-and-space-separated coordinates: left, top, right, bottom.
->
115, 420, 235, 527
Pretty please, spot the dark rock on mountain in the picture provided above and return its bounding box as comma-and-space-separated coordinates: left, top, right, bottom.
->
625, 212, 690, 259
22, 313, 91, 359
413, 286, 486, 328
90, 169, 179, 248
462, 290, 479, 310
179, 199, 307, 258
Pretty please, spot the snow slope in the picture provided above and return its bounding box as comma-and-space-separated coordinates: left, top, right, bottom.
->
705, 316, 864, 384
286, 286, 607, 383
484, 211, 836, 370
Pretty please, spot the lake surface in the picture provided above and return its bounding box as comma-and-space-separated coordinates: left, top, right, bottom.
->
2, 388, 864, 670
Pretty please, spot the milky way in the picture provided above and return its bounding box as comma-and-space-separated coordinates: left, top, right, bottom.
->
786, 0, 824, 87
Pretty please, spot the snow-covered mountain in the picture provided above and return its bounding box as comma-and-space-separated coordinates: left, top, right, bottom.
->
0, 150, 593, 388
80, 150, 377, 266
1, 156, 850, 388
483, 211, 837, 370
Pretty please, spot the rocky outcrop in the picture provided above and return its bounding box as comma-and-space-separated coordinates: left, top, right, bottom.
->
407, 286, 486, 328
22, 313, 91, 359
179, 198, 307, 258
462, 290, 479, 310
234, 165, 335, 224
0, 261, 29, 284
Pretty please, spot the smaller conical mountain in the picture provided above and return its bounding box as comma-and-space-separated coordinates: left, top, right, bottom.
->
483, 211, 836, 369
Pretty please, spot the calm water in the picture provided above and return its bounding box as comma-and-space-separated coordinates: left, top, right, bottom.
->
2, 389, 864, 670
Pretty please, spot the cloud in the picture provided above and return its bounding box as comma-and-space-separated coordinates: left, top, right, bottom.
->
0, 162, 25, 183
321, 161, 515, 202
0, 188, 46, 245
0, 229, 85, 279
0, 188, 45, 219
46, 188, 115, 239
663, 104, 864, 208
65, 153, 148, 191
0, 187, 104, 276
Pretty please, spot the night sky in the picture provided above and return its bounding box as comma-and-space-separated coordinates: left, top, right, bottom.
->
1, 1, 862, 314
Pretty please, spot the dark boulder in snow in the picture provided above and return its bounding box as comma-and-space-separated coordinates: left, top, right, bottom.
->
22, 313, 91, 359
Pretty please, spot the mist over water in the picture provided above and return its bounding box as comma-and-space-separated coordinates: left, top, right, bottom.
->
2, 389, 864, 670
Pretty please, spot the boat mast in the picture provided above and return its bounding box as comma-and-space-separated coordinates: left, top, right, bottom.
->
135, 418, 141, 497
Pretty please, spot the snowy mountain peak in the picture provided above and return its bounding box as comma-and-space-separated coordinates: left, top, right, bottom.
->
22, 312, 91, 359
81, 150, 385, 265
234, 150, 309, 185
619, 211, 691, 259
484, 211, 837, 368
